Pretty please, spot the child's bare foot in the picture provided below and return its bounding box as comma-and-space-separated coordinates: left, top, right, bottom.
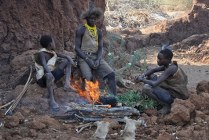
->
158, 105, 171, 115
64, 84, 77, 92
49, 100, 60, 112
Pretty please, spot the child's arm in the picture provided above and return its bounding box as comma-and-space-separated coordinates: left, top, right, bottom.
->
39, 52, 51, 73
57, 53, 73, 62
75, 28, 88, 60
135, 66, 164, 83
143, 66, 165, 77
57, 53, 76, 66
94, 29, 103, 69
140, 65, 178, 87
74, 28, 96, 69
96, 29, 103, 61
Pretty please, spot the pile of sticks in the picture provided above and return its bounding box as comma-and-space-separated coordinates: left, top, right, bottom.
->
54, 104, 140, 123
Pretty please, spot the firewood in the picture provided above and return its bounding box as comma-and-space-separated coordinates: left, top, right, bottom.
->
66, 106, 140, 118
74, 114, 126, 123
53, 104, 140, 123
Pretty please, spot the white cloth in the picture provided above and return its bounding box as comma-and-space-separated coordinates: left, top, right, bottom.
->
35, 48, 57, 80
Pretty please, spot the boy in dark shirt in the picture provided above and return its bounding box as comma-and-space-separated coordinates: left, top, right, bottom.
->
135, 49, 189, 115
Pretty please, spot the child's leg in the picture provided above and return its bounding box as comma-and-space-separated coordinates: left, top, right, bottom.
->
45, 73, 59, 111
153, 86, 174, 115
63, 60, 77, 92
54, 59, 76, 91
98, 60, 116, 96
152, 87, 174, 105
104, 72, 116, 96
142, 84, 174, 115
79, 60, 93, 91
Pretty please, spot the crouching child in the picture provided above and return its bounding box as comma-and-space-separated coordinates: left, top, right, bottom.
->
135, 49, 189, 115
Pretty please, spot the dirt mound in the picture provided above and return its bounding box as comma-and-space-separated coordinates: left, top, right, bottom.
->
123, 0, 209, 51
170, 34, 209, 64
190, 39, 209, 63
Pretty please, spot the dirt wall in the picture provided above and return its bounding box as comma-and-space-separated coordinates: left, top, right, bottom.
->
165, 0, 209, 43
126, 0, 209, 49
0, 0, 105, 88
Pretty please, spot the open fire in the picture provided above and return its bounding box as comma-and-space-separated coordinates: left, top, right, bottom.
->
72, 79, 101, 104
71, 79, 117, 107
56, 79, 140, 123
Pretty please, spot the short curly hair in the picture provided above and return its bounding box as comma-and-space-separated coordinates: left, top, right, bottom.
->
81, 7, 103, 20
40, 35, 52, 48
159, 49, 173, 60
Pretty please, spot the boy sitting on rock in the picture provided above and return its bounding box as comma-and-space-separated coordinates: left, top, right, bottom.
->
34, 35, 76, 111
135, 49, 189, 115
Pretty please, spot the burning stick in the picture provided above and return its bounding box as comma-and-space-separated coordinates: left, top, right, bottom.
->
92, 99, 97, 109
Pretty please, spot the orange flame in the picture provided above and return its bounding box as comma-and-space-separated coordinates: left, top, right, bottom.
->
72, 79, 100, 104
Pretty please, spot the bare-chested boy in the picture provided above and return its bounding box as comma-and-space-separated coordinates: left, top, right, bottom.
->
135, 49, 189, 115
34, 35, 76, 111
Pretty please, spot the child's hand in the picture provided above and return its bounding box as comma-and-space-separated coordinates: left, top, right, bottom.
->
72, 61, 77, 67
86, 58, 95, 69
135, 74, 145, 83
93, 59, 100, 69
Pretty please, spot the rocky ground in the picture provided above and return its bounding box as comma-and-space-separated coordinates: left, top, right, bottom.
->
1, 0, 209, 140
0, 42, 209, 140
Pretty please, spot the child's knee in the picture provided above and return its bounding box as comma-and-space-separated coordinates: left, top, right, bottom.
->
109, 72, 115, 78
143, 84, 152, 90
142, 84, 153, 96
62, 58, 69, 65
84, 74, 93, 81
105, 72, 115, 79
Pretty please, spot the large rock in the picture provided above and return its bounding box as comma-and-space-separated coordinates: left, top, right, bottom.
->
165, 99, 195, 125
189, 93, 209, 110
196, 80, 209, 94
4, 112, 24, 128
